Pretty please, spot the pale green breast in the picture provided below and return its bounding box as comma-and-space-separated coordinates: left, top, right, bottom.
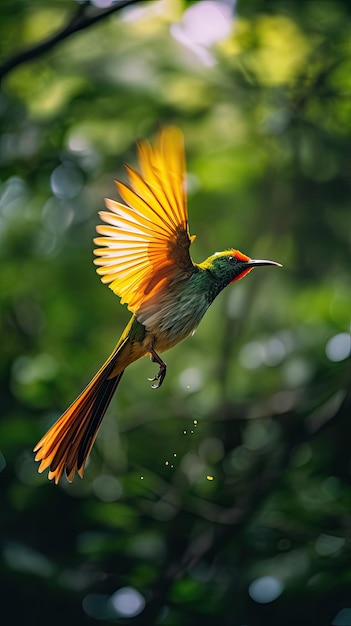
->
136, 268, 215, 352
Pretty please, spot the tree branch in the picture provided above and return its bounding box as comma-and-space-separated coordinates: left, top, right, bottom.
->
0, 0, 143, 82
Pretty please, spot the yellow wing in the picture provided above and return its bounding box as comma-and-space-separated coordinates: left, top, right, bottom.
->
93, 127, 196, 313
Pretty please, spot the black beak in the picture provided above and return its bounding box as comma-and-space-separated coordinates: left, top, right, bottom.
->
246, 259, 283, 268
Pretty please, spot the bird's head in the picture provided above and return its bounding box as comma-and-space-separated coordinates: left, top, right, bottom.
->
201, 249, 282, 290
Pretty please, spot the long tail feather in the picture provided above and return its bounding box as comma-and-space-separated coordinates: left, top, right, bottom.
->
33, 339, 128, 484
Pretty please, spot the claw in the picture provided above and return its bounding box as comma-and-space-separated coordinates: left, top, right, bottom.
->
148, 348, 167, 389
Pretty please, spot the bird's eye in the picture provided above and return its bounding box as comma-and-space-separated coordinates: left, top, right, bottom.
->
229, 256, 238, 264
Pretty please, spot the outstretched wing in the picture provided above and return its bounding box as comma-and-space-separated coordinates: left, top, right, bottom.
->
93, 127, 196, 313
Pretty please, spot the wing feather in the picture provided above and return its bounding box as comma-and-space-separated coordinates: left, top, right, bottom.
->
93, 127, 195, 312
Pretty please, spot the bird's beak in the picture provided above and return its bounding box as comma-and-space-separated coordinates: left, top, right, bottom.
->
246, 259, 283, 268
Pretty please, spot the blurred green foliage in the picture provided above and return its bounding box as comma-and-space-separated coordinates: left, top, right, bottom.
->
1, 1, 351, 624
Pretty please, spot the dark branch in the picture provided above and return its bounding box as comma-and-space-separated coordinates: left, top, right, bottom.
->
0, 0, 142, 82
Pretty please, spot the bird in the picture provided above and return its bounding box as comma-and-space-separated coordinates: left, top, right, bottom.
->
34, 126, 281, 484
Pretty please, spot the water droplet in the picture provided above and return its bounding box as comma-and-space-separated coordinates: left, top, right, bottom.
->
183, 430, 187, 435
165, 461, 169, 466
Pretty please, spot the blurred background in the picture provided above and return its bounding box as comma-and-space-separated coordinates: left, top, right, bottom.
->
1, 1, 351, 624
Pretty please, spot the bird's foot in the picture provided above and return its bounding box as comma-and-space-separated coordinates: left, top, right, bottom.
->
148, 368, 166, 389
148, 348, 167, 389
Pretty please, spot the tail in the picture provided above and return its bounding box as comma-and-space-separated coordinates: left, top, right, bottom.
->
34, 336, 131, 484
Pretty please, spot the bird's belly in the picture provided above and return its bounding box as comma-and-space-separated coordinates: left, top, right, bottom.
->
136, 289, 210, 353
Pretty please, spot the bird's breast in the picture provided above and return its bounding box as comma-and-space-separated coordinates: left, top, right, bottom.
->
136, 280, 211, 353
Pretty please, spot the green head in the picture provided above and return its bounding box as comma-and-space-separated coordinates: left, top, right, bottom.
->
200, 249, 282, 294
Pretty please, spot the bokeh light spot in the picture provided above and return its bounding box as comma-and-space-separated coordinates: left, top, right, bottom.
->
263, 337, 287, 366
239, 341, 266, 369
325, 333, 351, 362
171, 0, 235, 66
12, 353, 58, 385
248, 576, 283, 603
179, 367, 203, 392
173, 0, 233, 47
332, 608, 351, 626
315, 533, 345, 556
110, 586, 145, 617
92, 475, 123, 502
282, 357, 313, 387
50, 162, 84, 199
3, 541, 53, 577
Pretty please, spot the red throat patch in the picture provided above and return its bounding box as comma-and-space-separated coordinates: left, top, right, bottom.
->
230, 267, 253, 283
230, 249, 252, 283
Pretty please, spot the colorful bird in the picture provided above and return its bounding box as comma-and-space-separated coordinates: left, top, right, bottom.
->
34, 127, 281, 484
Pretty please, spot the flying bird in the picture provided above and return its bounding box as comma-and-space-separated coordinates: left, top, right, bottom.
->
34, 127, 281, 484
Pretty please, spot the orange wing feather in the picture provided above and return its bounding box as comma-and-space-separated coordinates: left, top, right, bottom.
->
93, 127, 196, 312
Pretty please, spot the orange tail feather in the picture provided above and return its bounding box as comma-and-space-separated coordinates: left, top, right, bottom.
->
34, 338, 129, 484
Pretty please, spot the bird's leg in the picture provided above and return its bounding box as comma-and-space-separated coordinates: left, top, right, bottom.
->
148, 348, 167, 389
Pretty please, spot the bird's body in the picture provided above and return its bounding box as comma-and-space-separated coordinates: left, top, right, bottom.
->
34, 127, 281, 484
137, 266, 215, 345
